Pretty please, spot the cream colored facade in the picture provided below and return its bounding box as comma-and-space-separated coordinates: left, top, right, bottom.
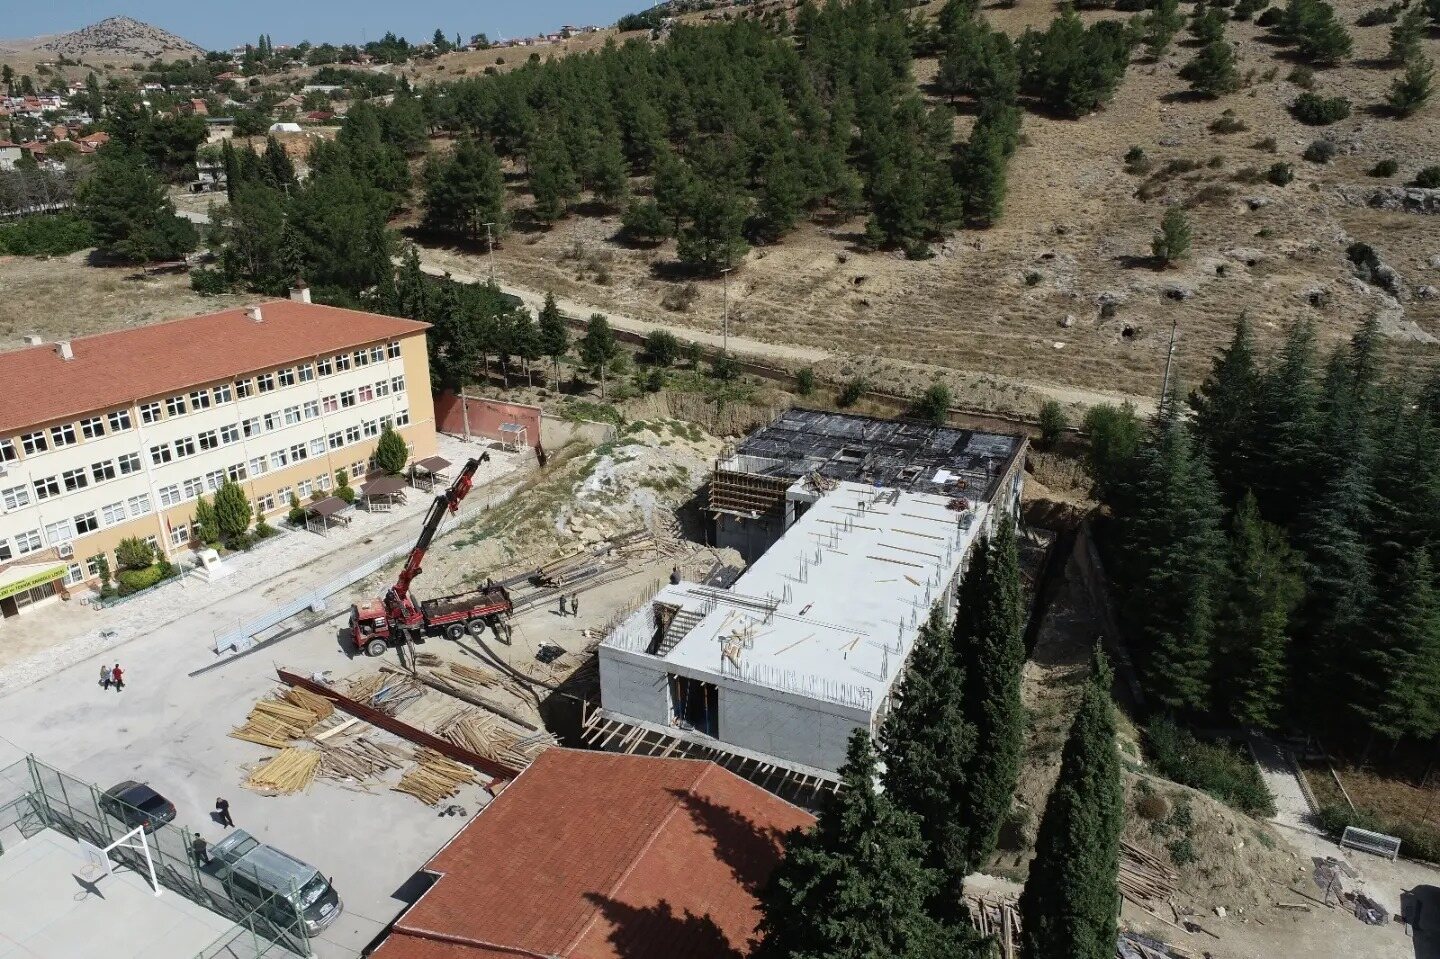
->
0, 331, 436, 599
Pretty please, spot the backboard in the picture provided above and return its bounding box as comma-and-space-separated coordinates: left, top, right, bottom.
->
76, 838, 114, 879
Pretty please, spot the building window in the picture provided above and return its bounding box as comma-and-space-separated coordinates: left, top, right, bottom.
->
376, 380, 391, 397
263, 412, 280, 432
50, 423, 77, 447
182, 477, 204, 499
353, 349, 369, 367
387, 341, 402, 359
0, 540, 10, 562
127, 494, 151, 516
44, 520, 73, 545
249, 457, 268, 477
396, 408, 410, 426
198, 429, 219, 450
278, 368, 296, 387
170, 523, 190, 547
235, 378, 253, 398
85, 555, 103, 578
206, 469, 225, 491
358, 385, 375, 403
297, 364, 314, 383
370, 345, 384, 364
340, 390, 356, 409
158, 485, 182, 508
391, 375, 405, 393
91, 460, 116, 483
107, 410, 132, 432
143, 535, 158, 551
65, 564, 85, 586
303, 400, 319, 420
334, 353, 351, 372
2, 485, 30, 510
15, 529, 42, 554
212, 384, 233, 404
256, 493, 276, 513
140, 402, 162, 424
257, 373, 276, 393
189, 389, 212, 410
284, 406, 301, 426
243, 417, 262, 438
174, 437, 196, 458
118, 452, 141, 475
298, 479, 313, 498
0, 439, 15, 462
379, 415, 392, 430
318, 473, 333, 491
21, 431, 48, 455
166, 396, 187, 417
309, 438, 326, 456
151, 444, 173, 466
317, 357, 333, 376
290, 443, 308, 462
220, 423, 240, 444
344, 425, 361, 444
351, 460, 366, 479
73, 511, 99, 535
270, 450, 289, 469
61, 468, 88, 492
33, 476, 60, 500
80, 417, 105, 439
102, 501, 126, 525
227, 463, 247, 482
328, 432, 343, 450
322, 395, 338, 414
363, 420, 379, 438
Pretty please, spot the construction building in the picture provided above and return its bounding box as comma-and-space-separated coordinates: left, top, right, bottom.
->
593, 410, 1025, 790
0, 293, 435, 619
370, 748, 812, 959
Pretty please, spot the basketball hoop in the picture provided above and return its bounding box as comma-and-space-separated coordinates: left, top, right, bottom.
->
73, 826, 161, 896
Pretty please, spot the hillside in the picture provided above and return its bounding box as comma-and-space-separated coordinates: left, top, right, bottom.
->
1, 16, 202, 63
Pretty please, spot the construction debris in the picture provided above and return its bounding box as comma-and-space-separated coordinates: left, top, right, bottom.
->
230, 688, 335, 747
244, 748, 321, 794
318, 736, 411, 782
967, 896, 1019, 959
439, 713, 558, 773
1119, 839, 1181, 909
394, 748, 479, 805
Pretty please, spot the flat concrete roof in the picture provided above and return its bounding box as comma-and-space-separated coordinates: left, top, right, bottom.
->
604, 482, 988, 713
0, 829, 236, 958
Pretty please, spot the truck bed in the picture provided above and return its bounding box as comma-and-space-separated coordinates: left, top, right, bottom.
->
422, 586, 510, 620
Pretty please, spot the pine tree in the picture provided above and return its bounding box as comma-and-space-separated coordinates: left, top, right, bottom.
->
1180, 41, 1240, 97
1189, 1, 1229, 43
423, 138, 506, 239
1214, 493, 1304, 728
1366, 549, 1440, 743
653, 149, 697, 235
676, 190, 748, 275
1144, 0, 1184, 57
1151, 207, 1191, 265
221, 138, 239, 204
880, 610, 975, 913
77, 147, 198, 264
537, 293, 570, 385
578, 313, 618, 398
620, 198, 670, 244
588, 124, 630, 208
193, 495, 218, 546
214, 479, 253, 541
955, 517, 1026, 870
1388, 56, 1434, 117
261, 135, 296, 191
1388, 7, 1427, 64
758, 730, 983, 959
1189, 315, 1260, 506
1019, 649, 1123, 959
1250, 321, 1321, 526
373, 425, 409, 474
755, 149, 806, 242
529, 131, 579, 224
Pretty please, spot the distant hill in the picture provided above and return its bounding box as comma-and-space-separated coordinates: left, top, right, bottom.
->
8, 16, 203, 61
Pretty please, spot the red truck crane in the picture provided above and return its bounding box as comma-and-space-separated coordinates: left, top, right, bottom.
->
350, 456, 512, 657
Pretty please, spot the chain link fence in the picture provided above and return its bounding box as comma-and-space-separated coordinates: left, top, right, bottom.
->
0, 756, 309, 958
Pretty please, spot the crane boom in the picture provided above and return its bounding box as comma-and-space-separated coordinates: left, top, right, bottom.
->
385, 456, 483, 626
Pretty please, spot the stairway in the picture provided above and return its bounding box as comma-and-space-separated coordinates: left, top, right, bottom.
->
656, 607, 705, 656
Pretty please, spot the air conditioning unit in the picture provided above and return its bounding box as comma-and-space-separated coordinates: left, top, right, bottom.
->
57, 542, 74, 559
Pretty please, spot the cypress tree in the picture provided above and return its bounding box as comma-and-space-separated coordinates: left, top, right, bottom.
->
1019, 648, 1123, 959
880, 609, 975, 914
1215, 493, 1304, 728
262, 135, 296, 191
537, 293, 570, 385
1189, 315, 1260, 507
1365, 549, 1440, 743
759, 730, 982, 959
955, 517, 1026, 870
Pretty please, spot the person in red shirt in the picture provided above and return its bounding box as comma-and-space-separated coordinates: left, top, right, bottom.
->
111, 664, 124, 692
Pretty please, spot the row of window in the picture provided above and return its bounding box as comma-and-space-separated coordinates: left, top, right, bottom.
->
2, 340, 407, 462
3, 452, 146, 511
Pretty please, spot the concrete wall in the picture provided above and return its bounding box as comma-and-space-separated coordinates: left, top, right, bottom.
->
434, 393, 541, 449
716, 513, 783, 564
598, 646, 673, 727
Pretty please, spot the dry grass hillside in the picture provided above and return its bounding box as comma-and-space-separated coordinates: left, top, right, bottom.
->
419, 0, 1440, 405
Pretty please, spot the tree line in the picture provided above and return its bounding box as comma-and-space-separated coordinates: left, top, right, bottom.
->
1090, 315, 1440, 749
757, 519, 1125, 959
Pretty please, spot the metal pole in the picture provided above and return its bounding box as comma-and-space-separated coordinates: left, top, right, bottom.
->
720, 268, 732, 354
483, 222, 496, 286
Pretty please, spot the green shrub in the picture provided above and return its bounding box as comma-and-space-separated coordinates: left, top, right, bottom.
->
643, 329, 680, 366
189, 267, 231, 295
1287, 65, 1316, 88
1370, 158, 1399, 176
0, 213, 93, 257
115, 536, 155, 571
1144, 716, 1277, 816
1039, 400, 1068, 448
1266, 162, 1295, 185
287, 494, 307, 526
1356, 3, 1399, 25
1209, 110, 1249, 133
1257, 5, 1284, 25
115, 562, 174, 596
1414, 166, 1440, 188
837, 377, 867, 407
913, 382, 952, 425
1303, 139, 1338, 163
1291, 92, 1352, 124
709, 354, 739, 381
1234, 0, 1267, 18
794, 367, 816, 396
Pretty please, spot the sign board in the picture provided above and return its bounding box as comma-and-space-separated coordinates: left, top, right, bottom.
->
0, 565, 66, 600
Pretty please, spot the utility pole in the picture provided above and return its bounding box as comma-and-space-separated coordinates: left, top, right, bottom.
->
482, 222, 496, 286
720, 267, 732, 355
1159, 315, 1179, 413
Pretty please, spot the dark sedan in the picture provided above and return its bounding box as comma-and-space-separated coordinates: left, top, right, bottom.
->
99, 781, 177, 833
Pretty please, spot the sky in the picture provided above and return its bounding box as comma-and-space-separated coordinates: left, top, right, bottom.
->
4, 1, 648, 50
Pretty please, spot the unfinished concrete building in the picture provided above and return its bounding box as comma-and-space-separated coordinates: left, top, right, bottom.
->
592, 410, 1026, 790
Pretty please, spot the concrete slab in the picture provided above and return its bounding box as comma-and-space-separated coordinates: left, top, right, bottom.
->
0, 829, 234, 959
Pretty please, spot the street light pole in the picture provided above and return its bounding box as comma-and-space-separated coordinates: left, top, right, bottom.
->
482, 222, 496, 286
720, 267, 732, 355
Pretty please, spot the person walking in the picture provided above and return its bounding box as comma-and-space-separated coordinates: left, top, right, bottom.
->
570, 593, 580, 618
558, 594, 567, 617
100, 663, 112, 690
215, 797, 234, 828
110, 663, 124, 692
192, 834, 210, 865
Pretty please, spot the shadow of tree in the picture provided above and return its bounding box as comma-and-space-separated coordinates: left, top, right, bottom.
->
582, 894, 746, 959
667, 786, 803, 895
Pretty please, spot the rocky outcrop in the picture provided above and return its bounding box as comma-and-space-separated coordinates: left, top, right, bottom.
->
1336, 185, 1440, 215
35, 17, 202, 60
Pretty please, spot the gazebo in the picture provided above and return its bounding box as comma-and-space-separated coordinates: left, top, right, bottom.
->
410, 455, 452, 492
498, 422, 528, 453
306, 496, 354, 534
359, 474, 408, 512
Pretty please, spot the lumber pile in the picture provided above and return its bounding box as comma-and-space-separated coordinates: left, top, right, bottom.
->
230, 689, 334, 747
1119, 840, 1180, 908
967, 897, 1020, 959
318, 736, 411, 782
394, 749, 478, 805
439, 713, 558, 773
344, 671, 425, 715
244, 748, 321, 794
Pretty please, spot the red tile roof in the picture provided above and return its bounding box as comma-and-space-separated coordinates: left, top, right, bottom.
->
0, 301, 429, 433
372, 749, 813, 959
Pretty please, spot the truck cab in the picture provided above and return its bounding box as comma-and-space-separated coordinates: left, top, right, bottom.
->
350, 600, 393, 656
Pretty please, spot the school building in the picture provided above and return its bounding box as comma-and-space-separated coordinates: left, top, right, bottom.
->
0, 293, 436, 620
